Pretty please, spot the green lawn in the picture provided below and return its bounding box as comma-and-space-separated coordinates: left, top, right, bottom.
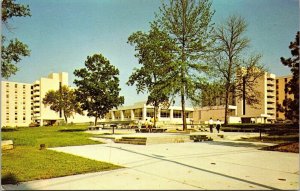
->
1, 125, 122, 184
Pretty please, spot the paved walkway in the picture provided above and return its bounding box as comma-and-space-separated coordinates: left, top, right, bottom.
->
3, 139, 299, 190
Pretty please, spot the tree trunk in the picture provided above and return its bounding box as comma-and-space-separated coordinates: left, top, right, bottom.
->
154, 104, 157, 128
64, 113, 68, 124
224, 84, 230, 125
181, 87, 187, 131
94, 117, 98, 126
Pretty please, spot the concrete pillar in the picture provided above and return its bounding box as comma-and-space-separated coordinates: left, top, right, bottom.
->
111, 111, 115, 121
120, 110, 124, 121
170, 109, 173, 121
142, 106, 147, 121
157, 107, 161, 121
131, 109, 135, 120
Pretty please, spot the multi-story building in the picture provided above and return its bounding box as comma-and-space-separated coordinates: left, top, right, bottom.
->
1, 81, 33, 127
1, 72, 95, 127
31, 72, 69, 126
193, 71, 277, 124
235, 72, 276, 123
276, 75, 293, 120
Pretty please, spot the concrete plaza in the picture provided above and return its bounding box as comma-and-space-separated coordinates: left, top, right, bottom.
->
3, 133, 299, 190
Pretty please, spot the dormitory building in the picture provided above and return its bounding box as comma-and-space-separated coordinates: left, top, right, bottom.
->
1, 72, 293, 127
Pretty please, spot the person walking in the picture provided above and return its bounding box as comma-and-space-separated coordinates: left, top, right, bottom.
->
209, 118, 214, 133
216, 119, 221, 133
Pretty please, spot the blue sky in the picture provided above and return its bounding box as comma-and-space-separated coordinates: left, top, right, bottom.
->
3, 0, 299, 105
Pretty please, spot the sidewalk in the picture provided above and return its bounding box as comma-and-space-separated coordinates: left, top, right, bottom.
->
3, 139, 299, 190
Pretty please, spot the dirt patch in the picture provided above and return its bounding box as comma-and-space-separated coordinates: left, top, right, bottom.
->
261, 142, 299, 153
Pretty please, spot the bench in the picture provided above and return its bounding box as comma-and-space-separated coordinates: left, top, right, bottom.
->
190, 135, 212, 142
88, 126, 100, 131
135, 127, 167, 133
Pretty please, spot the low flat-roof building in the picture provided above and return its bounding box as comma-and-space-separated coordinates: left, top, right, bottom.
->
105, 101, 194, 125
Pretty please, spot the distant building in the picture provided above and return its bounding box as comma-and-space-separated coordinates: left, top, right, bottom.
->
276, 75, 293, 120
1, 72, 94, 127
1, 81, 33, 127
236, 72, 276, 123
194, 71, 277, 124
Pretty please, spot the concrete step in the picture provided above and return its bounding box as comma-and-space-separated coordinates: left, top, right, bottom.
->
2, 140, 14, 151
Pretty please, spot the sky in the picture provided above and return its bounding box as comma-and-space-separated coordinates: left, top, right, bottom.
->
2, 0, 299, 105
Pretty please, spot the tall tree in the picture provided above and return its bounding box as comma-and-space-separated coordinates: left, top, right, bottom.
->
1, 0, 31, 79
127, 24, 176, 127
74, 54, 124, 126
156, 0, 215, 131
43, 86, 83, 123
213, 15, 265, 124
279, 31, 299, 123
191, 80, 226, 107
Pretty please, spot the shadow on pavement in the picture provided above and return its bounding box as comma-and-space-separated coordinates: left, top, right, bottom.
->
205, 141, 269, 148
108, 145, 279, 190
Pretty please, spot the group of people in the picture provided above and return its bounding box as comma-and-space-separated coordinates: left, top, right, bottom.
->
137, 118, 155, 133
208, 118, 221, 133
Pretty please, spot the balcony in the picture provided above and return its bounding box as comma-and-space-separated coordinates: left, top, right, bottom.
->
267, 87, 275, 91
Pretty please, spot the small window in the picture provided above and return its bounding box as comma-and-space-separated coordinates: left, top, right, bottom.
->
6, 107, 9, 109
23, 85, 26, 89
6, 95, 9, 98
15, 84, 18, 88
23, 106, 26, 110
15, 117, 18, 121
15, 91, 17, 93
6, 83, 9, 87
23, 117, 26, 121
15, 106, 18, 110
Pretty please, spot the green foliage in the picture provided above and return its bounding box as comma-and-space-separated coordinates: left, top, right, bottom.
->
280, 31, 299, 123
155, 0, 215, 130
1, 0, 31, 22
1, 0, 31, 79
43, 86, 83, 123
74, 54, 124, 125
191, 80, 226, 107
127, 24, 176, 126
212, 15, 265, 124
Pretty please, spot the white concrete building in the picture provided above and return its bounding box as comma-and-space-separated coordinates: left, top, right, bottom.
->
1, 81, 33, 127
105, 101, 194, 125
1, 72, 95, 127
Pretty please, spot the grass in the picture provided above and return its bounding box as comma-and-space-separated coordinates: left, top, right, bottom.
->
1, 125, 122, 184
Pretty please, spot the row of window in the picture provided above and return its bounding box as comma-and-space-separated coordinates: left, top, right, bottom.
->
6, 83, 27, 88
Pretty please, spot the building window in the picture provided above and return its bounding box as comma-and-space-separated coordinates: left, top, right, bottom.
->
23, 85, 26, 89
173, 110, 182, 118
15, 117, 18, 121
6, 106, 9, 109
160, 110, 170, 118
284, 78, 287, 82
6, 95, 9, 98
15, 106, 18, 110
23, 106, 26, 110
6, 83, 9, 87
23, 117, 26, 121
15, 84, 17, 88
